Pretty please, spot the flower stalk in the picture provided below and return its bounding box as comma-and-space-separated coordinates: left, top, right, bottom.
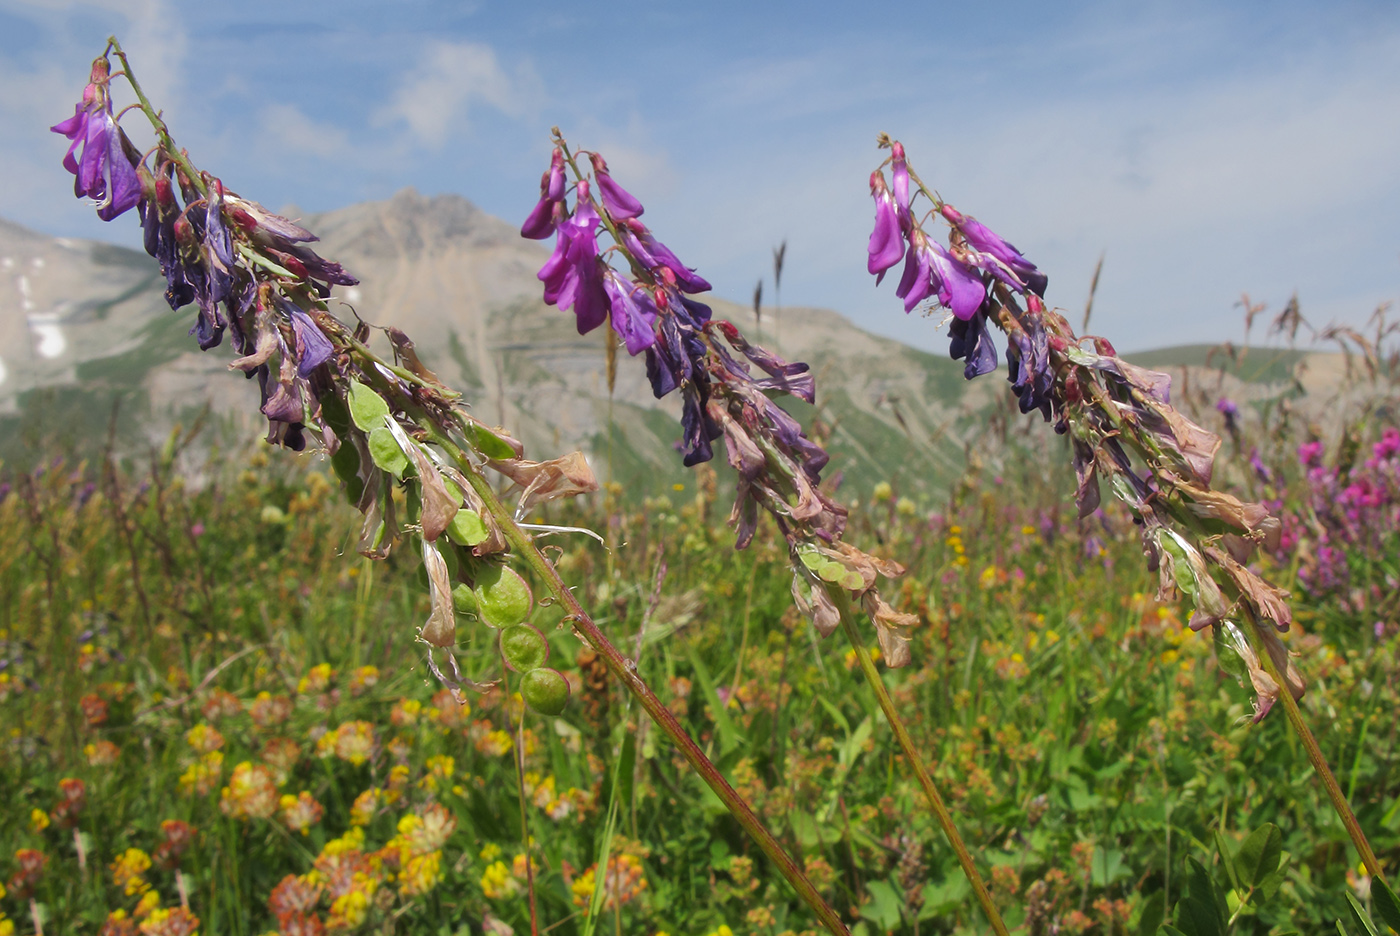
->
830, 586, 1011, 936
428, 417, 853, 935
867, 134, 1388, 889
1243, 606, 1386, 883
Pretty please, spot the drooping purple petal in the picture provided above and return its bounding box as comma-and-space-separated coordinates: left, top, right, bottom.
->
949, 310, 998, 380
286, 305, 336, 377
522, 148, 567, 239
620, 220, 711, 293
942, 204, 1047, 297
602, 274, 658, 354
928, 244, 986, 320
590, 153, 644, 220
890, 142, 911, 232
866, 171, 903, 280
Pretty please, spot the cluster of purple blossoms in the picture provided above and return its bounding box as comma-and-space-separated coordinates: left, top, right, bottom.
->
523, 142, 845, 559
50, 58, 142, 222
51, 57, 356, 450
866, 141, 1055, 420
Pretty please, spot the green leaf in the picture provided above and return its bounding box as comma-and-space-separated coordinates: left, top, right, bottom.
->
860, 880, 904, 932
1347, 892, 1380, 936
1137, 890, 1166, 936
919, 876, 971, 920
330, 443, 363, 505
1232, 823, 1282, 891
1373, 878, 1400, 935
1158, 927, 1190, 936
347, 379, 390, 432
1214, 828, 1241, 893
319, 388, 352, 437
1174, 858, 1226, 936
682, 643, 744, 754
467, 422, 518, 460
367, 427, 409, 479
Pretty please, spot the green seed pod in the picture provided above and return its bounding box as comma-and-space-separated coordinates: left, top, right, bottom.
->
445, 508, 489, 547
473, 564, 533, 628
452, 583, 478, 614
520, 668, 570, 715
499, 624, 549, 672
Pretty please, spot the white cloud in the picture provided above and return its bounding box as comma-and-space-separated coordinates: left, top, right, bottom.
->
259, 103, 350, 159
375, 39, 543, 149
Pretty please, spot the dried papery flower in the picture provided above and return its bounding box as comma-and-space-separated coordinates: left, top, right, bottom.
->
866, 135, 1306, 715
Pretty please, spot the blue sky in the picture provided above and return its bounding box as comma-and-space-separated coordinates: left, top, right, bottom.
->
2, 0, 1398, 353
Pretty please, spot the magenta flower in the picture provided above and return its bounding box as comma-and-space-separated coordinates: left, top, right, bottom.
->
618, 219, 711, 294
940, 204, 1047, 297
521, 148, 567, 239
589, 153, 644, 220
894, 231, 938, 312
51, 60, 142, 222
890, 141, 911, 232
866, 170, 903, 280
927, 243, 986, 320
538, 180, 609, 333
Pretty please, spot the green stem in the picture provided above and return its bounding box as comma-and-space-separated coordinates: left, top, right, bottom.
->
106, 37, 207, 198
829, 586, 1011, 936
1245, 609, 1386, 883
423, 422, 852, 936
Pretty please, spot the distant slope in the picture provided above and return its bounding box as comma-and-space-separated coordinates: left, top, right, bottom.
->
0, 192, 1339, 499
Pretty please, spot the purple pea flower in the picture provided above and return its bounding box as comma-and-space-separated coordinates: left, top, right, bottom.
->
281, 298, 336, 377
1006, 298, 1054, 420
940, 204, 1047, 298
51, 60, 143, 222
538, 180, 610, 333
619, 219, 712, 294
949, 308, 998, 379
867, 169, 903, 281
601, 273, 659, 355
590, 153, 645, 220
927, 242, 986, 321
522, 148, 566, 239
895, 231, 940, 313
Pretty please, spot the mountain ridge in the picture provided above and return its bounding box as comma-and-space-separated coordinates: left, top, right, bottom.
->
0, 188, 1328, 497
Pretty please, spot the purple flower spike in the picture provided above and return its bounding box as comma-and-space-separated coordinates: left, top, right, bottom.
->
602, 273, 659, 355
522, 148, 567, 239
51, 60, 143, 222
866, 170, 903, 281
590, 153, 645, 220
941, 204, 1047, 298
927, 243, 986, 321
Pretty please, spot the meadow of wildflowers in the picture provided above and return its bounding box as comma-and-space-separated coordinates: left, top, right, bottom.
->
1, 35, 1398, 936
